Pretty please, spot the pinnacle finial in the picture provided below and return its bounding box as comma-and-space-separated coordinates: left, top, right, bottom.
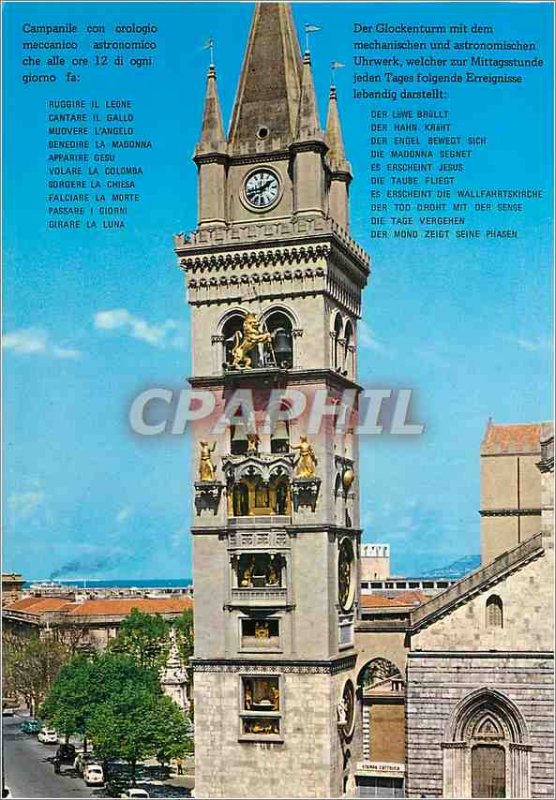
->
295, 45, 323, 141
196, 55, 227, 156
325, 81, 351, 175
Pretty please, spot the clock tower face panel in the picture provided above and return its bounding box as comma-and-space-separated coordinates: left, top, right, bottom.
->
228, 160, 292, 222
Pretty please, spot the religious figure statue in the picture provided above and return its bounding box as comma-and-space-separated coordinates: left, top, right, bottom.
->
266, 555, 280, 586
240, 555, 256, 587
198, 441, 216, 481
336, 698, 347, 727
230, 313, 273, 369
292, 436, 317, 478
246, 432, 260, 453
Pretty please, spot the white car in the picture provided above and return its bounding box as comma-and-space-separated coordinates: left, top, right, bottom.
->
37, 728, 58, 744
120, 790, 150, 799
84, 763, 104, 786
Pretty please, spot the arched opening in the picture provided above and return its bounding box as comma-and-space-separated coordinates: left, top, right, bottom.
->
229, 476, 291, 518
222, 314, 246, 368
344, 320, 354, 377
357, 658, 405, 797
443, 688, 531, 798
333, 313, 343, 370
272, 477, 290, 516
232, 482, 249, 516
265, 311, 294, 369
268, 398, 292, 454
486, 595, 503, 628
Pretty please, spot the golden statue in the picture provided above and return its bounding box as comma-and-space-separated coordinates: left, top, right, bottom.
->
246, 432, 260, 453
231, 313, 272, 369
292, 436, 317, 478
240, 555, 256, 587
255, 622, 270, 639
198, 441, 216, 481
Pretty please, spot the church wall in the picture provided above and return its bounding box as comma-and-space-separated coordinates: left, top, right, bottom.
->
405, 653, 554, 799
411, 549, 553, 653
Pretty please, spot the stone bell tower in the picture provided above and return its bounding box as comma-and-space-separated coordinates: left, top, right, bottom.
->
175, 4, 369, 797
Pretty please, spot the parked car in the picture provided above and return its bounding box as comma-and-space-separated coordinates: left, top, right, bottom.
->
120, 790, 150, 799
37, 728, 58, 744
56, 743, 76, 763
19, 720, 41, 734
74, 751, 98, 774
83, 763, 104, 786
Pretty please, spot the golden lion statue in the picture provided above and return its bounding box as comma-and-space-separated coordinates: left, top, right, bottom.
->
231, 313, 272, 369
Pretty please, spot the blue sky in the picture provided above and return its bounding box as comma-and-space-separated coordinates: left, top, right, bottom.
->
2, 2, 553, 580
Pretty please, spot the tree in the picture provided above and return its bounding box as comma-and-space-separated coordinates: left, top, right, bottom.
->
3, 631, 70, 716
108, 609, 170, 669
40, 655, 95, 742
88, 689, 191, 783
173, 608, 194, 664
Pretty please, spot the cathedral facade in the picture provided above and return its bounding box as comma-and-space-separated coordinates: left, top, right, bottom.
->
175, 4, 368, 797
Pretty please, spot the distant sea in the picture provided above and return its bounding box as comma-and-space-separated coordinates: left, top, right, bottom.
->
26, 578, 192, 589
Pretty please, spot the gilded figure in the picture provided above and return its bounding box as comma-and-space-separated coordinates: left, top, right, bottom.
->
230, 313, 273, 369
198, 441, 216, 481
292, 435, 317, 478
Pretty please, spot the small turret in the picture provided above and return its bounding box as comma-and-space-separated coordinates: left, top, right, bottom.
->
291, 51, 328, 218
325, 84, 352, 230
195, 63, 227, 227
295, 52, 323, 142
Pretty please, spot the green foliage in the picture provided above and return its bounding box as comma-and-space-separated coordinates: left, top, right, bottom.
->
173, 609, 194, 664
3, 630, 70, 714
40, 649, 192, 777
108, 609, 170, 669
88, 688, 191, 780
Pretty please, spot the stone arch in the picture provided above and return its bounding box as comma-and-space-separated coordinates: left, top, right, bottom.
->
343, 319, 355, 377
332, 312, 344, 370
486, 594, 504, 628
357, 657, 403, 692
219, 307, 249, 368
262, 306, 295, 369
442, 688, 531, 799
446, 687, 529, 744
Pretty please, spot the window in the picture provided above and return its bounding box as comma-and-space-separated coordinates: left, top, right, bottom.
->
241, 617, 280, 650
333, 313, 343, 370
222, 314, 248, 368
229, 478, 291, 517
344, 320, 354, 376
237, 553, 284, 588
241, 676, 281, 737
265, 311, 293, 369
486, 595, 503, 628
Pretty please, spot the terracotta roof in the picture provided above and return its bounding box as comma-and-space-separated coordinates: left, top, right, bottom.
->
359, 595, 408, 609
481, 422, 542, 455
4, 597, 74, 614
392, 590, 428, 606
66, 597, 193, 617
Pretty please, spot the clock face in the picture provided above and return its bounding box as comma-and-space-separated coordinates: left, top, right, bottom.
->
338, 538, 355, 611
244, 170, 280, 210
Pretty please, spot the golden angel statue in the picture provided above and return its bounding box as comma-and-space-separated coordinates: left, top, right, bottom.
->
198, 440, 216, 481
292, 436, 317, 478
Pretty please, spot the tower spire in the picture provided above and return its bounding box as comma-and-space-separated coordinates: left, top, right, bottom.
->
325, 84, 351, 174
295, 51, 323, 142
196, 62, 226, 156
228, 3, 302, 151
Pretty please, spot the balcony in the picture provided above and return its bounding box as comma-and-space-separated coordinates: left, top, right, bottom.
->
229, 586, 288, 608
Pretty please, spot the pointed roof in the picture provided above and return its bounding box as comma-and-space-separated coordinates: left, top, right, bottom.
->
196, 64, 227, 156
295, 52, 323, 142
325, 85, 351, 174
228, 3, 302, 151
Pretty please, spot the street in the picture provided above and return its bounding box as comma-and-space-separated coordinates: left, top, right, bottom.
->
2, 714, 97, 799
